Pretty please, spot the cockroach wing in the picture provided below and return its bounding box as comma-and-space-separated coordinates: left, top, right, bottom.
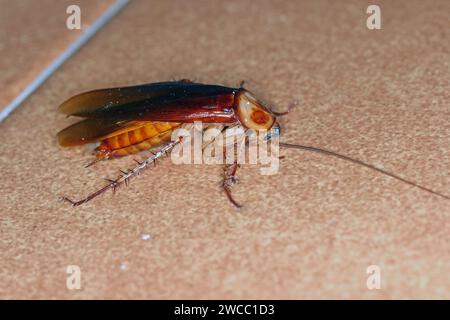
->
58, 81, 239, 123
57, 117, 145, 146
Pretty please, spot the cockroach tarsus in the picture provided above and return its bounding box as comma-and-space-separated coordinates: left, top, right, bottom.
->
57, 80, 450, 207
222, 161, 241, 208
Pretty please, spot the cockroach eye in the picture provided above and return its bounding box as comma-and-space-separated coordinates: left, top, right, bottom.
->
236, 90, 275, 130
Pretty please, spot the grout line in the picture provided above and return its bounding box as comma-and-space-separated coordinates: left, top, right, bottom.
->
0, 0, 129, 124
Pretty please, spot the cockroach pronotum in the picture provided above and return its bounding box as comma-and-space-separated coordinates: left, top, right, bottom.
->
57, 80, 449, 207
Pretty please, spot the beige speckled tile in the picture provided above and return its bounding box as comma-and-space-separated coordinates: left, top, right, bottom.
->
0, 0, 115, 111
0, 0, 449, 299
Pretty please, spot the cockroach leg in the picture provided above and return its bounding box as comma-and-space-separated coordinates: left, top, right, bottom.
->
85, 148, 111, 168
222, 161, 242, 208
239, 80, 246, 88
85, 157, 103, 168
61, 137, 183, 206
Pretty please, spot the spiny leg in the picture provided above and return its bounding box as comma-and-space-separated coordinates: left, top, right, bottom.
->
222, 161, 242, 208
206, 124, 245, 208
220, 126, 251, 208
61, 137, 183, 206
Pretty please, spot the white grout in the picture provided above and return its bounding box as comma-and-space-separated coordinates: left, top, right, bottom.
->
0, 0, 129, 124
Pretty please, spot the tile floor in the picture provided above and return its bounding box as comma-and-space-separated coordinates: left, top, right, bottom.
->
0, 0, 449, 299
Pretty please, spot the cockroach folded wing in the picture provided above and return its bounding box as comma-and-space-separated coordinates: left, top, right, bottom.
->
58, 80, 239, 122
57, 117, 135, 146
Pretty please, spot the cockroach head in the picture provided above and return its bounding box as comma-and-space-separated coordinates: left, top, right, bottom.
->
235, 89, 276, 130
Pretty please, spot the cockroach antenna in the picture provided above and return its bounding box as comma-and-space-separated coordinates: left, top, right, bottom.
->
279, 142, 450, 200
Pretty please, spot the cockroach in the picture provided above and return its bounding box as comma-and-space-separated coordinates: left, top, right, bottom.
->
57, 80, 449, 207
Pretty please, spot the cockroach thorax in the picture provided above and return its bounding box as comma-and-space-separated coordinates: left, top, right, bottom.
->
235, 89, 275, 131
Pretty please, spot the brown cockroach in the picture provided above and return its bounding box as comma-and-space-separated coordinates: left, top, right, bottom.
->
57, 80, 449, 207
